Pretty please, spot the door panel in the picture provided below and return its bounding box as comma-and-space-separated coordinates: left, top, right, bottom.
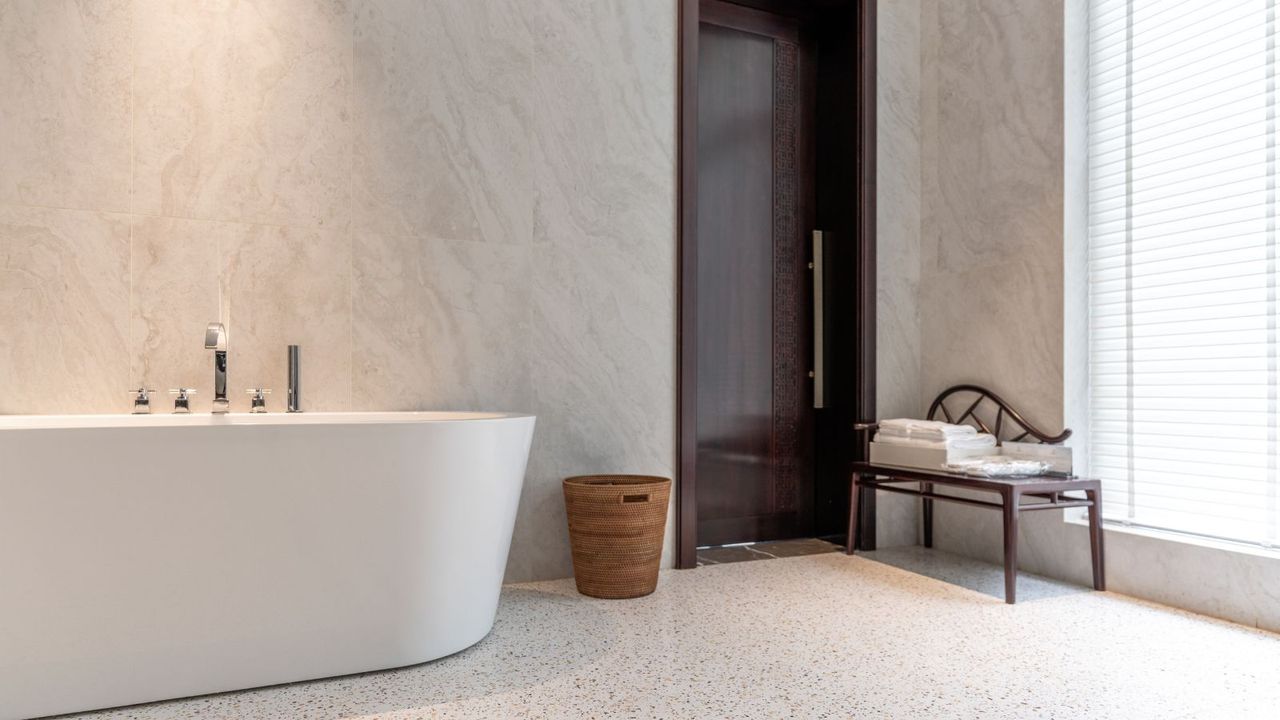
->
695, 4, 815, 547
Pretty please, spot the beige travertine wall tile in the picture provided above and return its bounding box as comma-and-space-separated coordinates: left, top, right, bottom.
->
132, 0, 352, 228
0, 0, 132, 212
353, 0, 532, 245
222, 223, 353, 412
0, 206, 130, 413
129, 216, 224, 414
132, 217, 352, 413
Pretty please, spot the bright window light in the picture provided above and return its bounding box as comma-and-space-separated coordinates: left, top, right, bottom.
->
1088, 0, 1280, 547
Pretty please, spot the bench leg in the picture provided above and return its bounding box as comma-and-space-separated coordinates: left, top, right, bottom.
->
922, 481, 934, 548
846, 474, 877, 553
1086, 488, 1106, 591
859, 482, 877, 551
846, 474, 860, 554
1002, 490, 1019, 604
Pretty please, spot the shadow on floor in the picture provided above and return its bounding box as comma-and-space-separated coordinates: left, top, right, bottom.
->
858, 545, 1090, 602
59, 587, 619, 720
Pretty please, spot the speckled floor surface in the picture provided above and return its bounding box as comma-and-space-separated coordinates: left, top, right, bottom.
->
63, 552, 1280, 720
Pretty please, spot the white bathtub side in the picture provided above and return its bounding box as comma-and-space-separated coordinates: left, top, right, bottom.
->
0, 415, 535, 720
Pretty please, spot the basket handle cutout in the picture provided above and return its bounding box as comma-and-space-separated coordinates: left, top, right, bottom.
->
621, 493, 651, 504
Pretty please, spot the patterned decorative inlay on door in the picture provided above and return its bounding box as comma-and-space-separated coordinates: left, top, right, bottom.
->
772, 39, 804, 514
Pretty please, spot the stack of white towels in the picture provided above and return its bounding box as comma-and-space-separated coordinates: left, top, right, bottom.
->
873, 419, 997, 450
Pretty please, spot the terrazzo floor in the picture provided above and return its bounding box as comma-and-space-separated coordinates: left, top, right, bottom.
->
62, 551, 1280, 720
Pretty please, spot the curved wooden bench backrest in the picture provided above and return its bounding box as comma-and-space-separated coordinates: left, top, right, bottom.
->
925, 384, 1072, 445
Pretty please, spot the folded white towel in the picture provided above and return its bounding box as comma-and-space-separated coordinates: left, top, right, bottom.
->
879, 419, 975, 434
877, 419, 978, 443
874, 432, 997, 450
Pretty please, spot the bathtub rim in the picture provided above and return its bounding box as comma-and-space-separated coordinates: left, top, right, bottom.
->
0, 411, 535, 431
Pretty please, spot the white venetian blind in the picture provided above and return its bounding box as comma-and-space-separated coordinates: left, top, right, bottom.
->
1089, 0, 1280, 547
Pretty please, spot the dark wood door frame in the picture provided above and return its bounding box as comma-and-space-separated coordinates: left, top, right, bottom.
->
676, 0, 877, 569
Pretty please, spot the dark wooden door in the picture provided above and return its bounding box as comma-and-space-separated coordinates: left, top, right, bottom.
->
694, 0, 816, 547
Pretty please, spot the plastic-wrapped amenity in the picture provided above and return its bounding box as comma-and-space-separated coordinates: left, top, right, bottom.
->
943, 456, 1051, 478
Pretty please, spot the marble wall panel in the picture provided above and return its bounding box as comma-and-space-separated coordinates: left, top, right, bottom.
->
352, 0, 532, 246
917, 258, 1064, 427
519, 243, 677, 580
517, 0, 678, 580
352, 232, 533, 413
875, 0, 925, 547
529, 0, 675, 264
920, 0, 1063, 274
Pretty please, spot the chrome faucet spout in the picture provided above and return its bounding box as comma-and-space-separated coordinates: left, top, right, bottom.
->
205, 322, 229, 413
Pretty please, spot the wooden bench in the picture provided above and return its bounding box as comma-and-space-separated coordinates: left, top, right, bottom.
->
846, 385, 1105, 604
846, 462, 1104, 604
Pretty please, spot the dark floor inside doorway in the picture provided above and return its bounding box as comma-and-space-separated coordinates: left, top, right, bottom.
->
696, 537, 842, 566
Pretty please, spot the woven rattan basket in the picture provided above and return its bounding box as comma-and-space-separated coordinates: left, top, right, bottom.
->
563, 475, 671, 599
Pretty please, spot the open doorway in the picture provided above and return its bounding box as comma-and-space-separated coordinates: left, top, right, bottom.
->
676, 0, 877, 568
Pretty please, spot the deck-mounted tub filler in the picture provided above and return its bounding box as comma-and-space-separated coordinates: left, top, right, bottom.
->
0, 411, 536, 720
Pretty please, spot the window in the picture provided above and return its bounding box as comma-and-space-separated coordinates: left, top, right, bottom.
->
1088, 0, 1280, 547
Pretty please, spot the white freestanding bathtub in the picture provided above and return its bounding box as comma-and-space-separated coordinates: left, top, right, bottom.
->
0, 411, 535, 720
